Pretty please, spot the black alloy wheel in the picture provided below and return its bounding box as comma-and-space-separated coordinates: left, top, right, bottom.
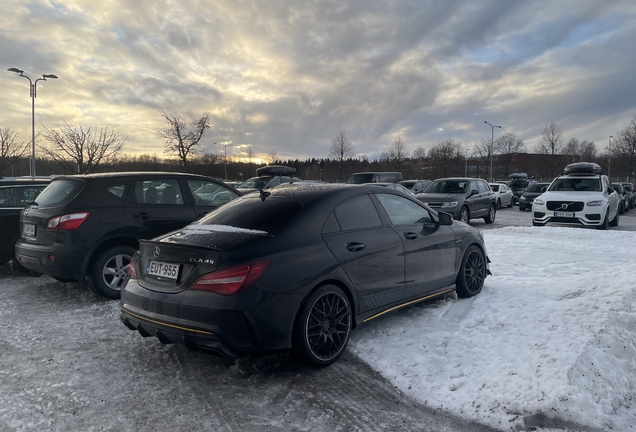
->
90, 245, 136, 299
497, 199, 501, 210
294, 284, 352, 367
456, 245, 486, 298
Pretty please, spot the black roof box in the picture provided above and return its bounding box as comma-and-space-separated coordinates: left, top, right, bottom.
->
256, 165, 296, 176
562, 162, 603, 175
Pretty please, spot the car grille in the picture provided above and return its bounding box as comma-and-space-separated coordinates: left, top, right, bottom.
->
546, 201, 584, 211
549, 217, 582, 224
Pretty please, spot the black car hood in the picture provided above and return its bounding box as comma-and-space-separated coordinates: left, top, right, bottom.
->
417, 192, 465, 201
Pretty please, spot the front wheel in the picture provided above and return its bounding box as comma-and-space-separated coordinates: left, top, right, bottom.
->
456, 245, 486, 298
459, 207, 470, 224
90, 245, 136, 299
484, 204, 496, 224
609, 208, 619, 227
597, 211, 609, 230
293, 284, 352, 367
496, 199, 501, 210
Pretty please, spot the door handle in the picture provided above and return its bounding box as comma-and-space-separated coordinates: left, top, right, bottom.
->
133, 212, 150, 220
346, 242, 366, 252
404, 232, 418, 240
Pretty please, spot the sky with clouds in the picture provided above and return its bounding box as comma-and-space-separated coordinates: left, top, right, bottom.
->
2, 0, 635, 163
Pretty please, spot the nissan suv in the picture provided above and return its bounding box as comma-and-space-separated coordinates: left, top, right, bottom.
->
15, 172, 241, 298
532, 162, 619, 229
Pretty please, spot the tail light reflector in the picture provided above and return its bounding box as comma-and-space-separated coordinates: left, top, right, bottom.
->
47, 212, 90, 230
188, 259, 270, 295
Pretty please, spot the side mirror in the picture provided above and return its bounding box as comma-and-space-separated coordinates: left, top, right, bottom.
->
608, 187, 615, 194
469, 189, 479, 196
438, 211, 453, 226
541, 187, 547, 193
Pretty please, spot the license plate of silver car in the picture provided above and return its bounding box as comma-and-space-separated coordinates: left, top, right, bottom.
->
554, 211, 574, 217
22, 223, 36, 237
145, 260, 180, 280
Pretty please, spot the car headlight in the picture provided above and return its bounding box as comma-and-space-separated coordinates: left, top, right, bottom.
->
534, 199, 545, 206
520, 196, 527, 200
441, 201, 458, 208
587, 200, 605, 207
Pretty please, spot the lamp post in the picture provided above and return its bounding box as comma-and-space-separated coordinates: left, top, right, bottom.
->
484, 121, 501, 182
8, 68, 58, 177
608, 136, 613, 180
214, 141, 238, 179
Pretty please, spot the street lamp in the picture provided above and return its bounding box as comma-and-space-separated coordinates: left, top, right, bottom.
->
214, 141, 238, 179
608, 136, 613, 180
484, 121, 501, 182
8, 68, 58, 177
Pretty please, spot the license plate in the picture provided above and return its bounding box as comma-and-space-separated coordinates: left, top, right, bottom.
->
554, 211, 574, 217
22, 223, 36, 237
145, 260, 180, 280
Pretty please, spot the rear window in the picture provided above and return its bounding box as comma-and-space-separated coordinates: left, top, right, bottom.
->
490, 184, 500, 192
346, 174, 374, 184
196, 196, 302, 235
35, 180, 84, 206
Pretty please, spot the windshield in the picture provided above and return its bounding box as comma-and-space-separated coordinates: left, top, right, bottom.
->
526, 183, 548, 192
35, 180, 84, 206
238, 177, 270, 189
423, 180, 468, 194
508, 181, 529, 189
346, 174, 374, 184
623, 184, 633, 192
548, 178, 601, 192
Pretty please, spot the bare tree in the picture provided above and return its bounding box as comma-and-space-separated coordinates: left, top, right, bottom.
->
328, 131, 355, 181
267, 150, 279, 164
535, 121, 565, 178
246, 146, 255, 176
41, 121, 125, 174
428, 139, 464, 178
0, 127, 29, 175
413, 147, 426, 178
389, 135, 408, 172
159, 110, 211, 171
612, 115, 636, 179
493, 132, 525, 178
580, 140, 597, 163
472, 138, 492, 179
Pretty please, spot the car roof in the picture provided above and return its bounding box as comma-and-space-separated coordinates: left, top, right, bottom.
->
50, 172, 222, 181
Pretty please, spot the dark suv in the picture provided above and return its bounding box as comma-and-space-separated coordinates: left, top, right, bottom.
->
415, 177, 496, 224
15, 172, 241, 298
0, 177, 51, 270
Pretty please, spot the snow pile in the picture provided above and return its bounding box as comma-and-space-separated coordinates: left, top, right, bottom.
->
350, 226, 636, 431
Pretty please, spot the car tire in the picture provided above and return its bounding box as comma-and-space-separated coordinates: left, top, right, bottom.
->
90, 245, 136, 299
292, 284, 351, 367
455, 245, 486, 298
519, 205, 525, 211
507, 199, 513, 208
597, 210, 609, 230
496, 199, 501, 210
630, 200, 635, 210
609, 209, 619, 227
459, 207, 470, 224
619, 203, 625, 215
484, 204, 496, 224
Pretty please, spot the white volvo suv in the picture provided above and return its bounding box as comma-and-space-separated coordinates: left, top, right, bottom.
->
532, 162, 620, 229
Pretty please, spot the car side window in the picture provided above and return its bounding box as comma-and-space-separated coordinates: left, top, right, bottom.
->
136, 179, 184, 205
186, 179, 239, 206
468, 181, 478, 193
107, 184, 126, 199
376, 194, 433, 225
267, 177, 282, 188
334, 195, 382, 231
477, 181, 489, 193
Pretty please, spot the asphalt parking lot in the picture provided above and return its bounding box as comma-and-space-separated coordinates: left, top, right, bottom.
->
1, 206, 633, 432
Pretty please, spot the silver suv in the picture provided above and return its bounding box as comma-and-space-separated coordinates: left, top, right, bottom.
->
532, 163, 619, 229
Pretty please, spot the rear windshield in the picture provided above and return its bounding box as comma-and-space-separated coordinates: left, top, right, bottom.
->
526, 184, 547, 192
238, 177, 271, 189
35, 179, 84, 206
508, 181, 529, 189
490, 184, 500, 192
346, 174, 374, 184
196, 196, 302, 235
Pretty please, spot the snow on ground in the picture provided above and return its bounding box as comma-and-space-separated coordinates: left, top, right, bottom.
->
350, 226, 636, 431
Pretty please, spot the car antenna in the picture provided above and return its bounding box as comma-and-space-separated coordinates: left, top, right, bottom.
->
259, 187, 271, 201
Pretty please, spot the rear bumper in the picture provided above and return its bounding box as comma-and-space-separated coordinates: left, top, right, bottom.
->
14, 240, 87, 280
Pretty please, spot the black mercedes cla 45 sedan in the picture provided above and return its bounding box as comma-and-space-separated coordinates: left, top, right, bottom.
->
120, 183, 491, 367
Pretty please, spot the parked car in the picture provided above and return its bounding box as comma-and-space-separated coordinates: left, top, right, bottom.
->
489, 182, 514, 209
120, 183, 490, 367
369, 182, 414, 195
399, 179, 431, 194
518, 182, 550, 211
620, 183, 634, 210
612, 183, 629, 214
532, 162, 619, 229
507, 173, 536, 205
15, 172, 241, 298
0, 177, 51, 270
236, 165, 302, 194
346, 172, 403, 184
416, 177, 496, 224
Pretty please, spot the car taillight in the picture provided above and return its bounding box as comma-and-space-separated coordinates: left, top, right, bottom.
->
47, 212, 90, 230
127, 254, 137, 279
188, 259, 270, 295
